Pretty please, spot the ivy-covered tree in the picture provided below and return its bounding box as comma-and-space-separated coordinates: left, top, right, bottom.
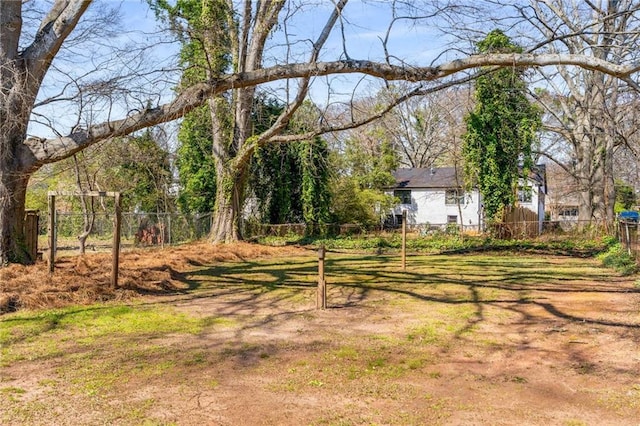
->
249, 99, 331, 235
463, 29, 541, 223
248, 96, 294, 222
250, 142, 303, 224
151, 0, 349, 242
175, 106, 217, 214
299, 136, 331, 235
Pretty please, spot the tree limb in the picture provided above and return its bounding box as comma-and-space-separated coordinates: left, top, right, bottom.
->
21, 0, 91, 84
22, 53, 640, 167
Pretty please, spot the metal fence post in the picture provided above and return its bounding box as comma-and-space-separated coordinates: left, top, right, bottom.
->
317, 246, 326, 310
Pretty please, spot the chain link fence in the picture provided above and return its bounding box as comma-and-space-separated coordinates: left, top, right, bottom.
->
617, 219, 639, 257
39, 212, 212, 256
244, 219, 613, 239
35, 211, 619, 258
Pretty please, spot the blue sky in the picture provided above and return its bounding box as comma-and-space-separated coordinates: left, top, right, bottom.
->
30, 0, 454, 138
115, 0, 451, 64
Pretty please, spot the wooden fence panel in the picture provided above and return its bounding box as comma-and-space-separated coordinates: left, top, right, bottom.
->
499, 206, 539, 238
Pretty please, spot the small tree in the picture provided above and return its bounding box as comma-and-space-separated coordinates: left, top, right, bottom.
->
463, 30, 541, 224
614, 180, 636, 212
330, 129, 398, 228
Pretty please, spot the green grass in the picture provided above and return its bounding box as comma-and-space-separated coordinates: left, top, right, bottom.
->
1, 305, 203, 344
0, 304, 216, 369
258, 233, 611, 256
0, 304, 229, 422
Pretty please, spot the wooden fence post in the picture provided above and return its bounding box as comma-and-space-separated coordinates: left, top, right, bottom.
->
24, 210, 39, 263
111, 192, 122, 288
167, 213, 171, 246
401, 210, 407, 271
48, 194, 56, 273
317, 246, 326, 310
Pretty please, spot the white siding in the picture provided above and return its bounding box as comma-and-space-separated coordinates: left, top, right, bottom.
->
391, 177, 544, 228
392, 188, 482, 227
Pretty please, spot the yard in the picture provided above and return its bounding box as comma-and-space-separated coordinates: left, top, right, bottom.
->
1, 242, 639, 425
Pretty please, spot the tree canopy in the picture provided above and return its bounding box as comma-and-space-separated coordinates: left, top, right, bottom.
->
3, 0, 640, 263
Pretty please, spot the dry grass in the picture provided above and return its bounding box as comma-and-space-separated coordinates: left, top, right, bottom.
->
0, 242, 308, 313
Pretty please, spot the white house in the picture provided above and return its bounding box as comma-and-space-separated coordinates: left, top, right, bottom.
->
389, 166, 546, 231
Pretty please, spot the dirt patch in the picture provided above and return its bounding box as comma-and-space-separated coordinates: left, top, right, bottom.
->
1, 244, 640, 425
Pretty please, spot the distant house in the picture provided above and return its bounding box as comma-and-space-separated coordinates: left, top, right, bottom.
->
544, 162, 580, 223
389, 166, 546, 231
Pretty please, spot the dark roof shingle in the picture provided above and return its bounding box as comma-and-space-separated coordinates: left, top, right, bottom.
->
392, 166, 546, 190
392, 167, 461, 189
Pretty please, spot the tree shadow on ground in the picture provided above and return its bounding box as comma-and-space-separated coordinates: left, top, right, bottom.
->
139, 251, 639, 383
160, 252, 640, 332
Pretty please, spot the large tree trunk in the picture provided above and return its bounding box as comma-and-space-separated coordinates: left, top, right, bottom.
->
572, 74, 614, 227
1, 44, 33, 264
206, 1, 282, 244
0, 152, 32, 265
577, 72, 616, 230
575, 131, 615, 229
210, 164, 249, 243
207, 83, 243, 242
575, 133, 596, 224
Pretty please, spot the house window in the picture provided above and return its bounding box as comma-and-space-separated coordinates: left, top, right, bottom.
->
394, 189, 412, 205
559, 208, 578, 217
445, 189, 465, 205
517, 186, 533, 203
447, 215, 458, 224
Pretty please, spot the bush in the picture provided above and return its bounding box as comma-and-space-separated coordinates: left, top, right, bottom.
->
597, 243, 637, 276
